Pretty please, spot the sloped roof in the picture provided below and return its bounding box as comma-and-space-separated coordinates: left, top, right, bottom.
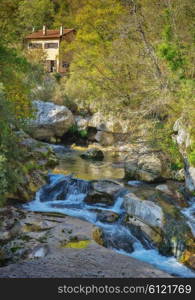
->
26, 28, 75, 39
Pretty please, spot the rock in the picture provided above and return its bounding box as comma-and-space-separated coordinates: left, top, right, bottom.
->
95, 131, 115, 146
28, 100, 75, 141
173, 119, 195, 192
125, 217, 163, 246
188, 254, 195, 269
173, 119, 191, 149
156, 184, 173, 196
173, 169, 185, 182
124, 192, 164, 228
186, 166, 195, 193
92, 227, 104, 246
0, 215, 171, 278
80, 148, 104, 160
85, 180, 123, 205
124, 153, 171, 182
88, 112, 124, 133
75, 115, 90, 131
0, 231, 12, 241
97, 211, 119, 223
7, 134, 59, 202
28, 245, 49, 259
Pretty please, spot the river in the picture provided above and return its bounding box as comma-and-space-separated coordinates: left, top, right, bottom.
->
23, 145, 195, 278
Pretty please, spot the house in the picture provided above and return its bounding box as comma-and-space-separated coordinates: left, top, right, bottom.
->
25, 25, 76, 73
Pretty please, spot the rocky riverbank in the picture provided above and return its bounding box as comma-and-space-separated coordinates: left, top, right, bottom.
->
0, 206, 171, 278
1, 100, 194, 278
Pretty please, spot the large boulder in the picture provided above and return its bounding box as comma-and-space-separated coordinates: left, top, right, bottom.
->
85, 180, 123, 205
124, 153, 170, 183
28, 101, 75, 141
124, 192, 164, 228
124, 191, 195, 263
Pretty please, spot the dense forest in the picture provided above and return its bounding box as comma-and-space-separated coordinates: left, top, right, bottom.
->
0, 0, 195, 200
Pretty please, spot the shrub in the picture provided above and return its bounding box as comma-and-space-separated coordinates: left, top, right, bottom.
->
0, 155, 8, 202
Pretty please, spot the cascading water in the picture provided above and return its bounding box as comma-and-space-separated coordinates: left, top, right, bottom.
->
24, 172, 195, 278
182, 197, 195, 237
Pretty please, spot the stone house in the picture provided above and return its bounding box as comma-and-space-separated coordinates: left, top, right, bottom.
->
25, 25, 76, 73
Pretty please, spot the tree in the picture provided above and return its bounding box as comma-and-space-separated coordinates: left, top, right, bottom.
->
18, 0, 55, 36
65, 0, 125, 112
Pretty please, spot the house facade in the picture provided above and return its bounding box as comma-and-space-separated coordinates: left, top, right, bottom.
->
25, 26, 76, 73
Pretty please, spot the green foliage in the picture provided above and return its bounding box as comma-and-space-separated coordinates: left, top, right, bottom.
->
68, 124, 88, 139
79, 129, 88, 138
158, 42, 185, 72
0, 88, 25, 202
0, 43, 32, 119
0, 0, 194, 202
188, 150, 195, 167
69, 124, 78, 134
18, 0, 55, 36
31, 76, 56, 102
151, 122, 184, 171
53, 72, 62, 83
0, 154, 8, 201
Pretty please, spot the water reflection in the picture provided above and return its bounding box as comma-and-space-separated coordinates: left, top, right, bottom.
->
53, 149, 124, 181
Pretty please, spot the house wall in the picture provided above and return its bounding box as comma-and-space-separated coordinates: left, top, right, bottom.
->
27, 31, 76, 73
27, 39, 60, 71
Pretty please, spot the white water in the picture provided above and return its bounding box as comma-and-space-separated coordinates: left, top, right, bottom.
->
182, 197, 195, 237
24, 174, 195, 278
117, 247, 195, 278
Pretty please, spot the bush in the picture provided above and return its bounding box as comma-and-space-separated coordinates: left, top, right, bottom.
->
30, 75, 56, 102
0, 87, 25, 203
188, 149, 195, 167
0, 155, 8, 202
53, 72, 62, 83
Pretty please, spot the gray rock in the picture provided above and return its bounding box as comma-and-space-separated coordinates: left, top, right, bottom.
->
28, 100, 75, 141
155, 184, 173, 195
186, 166, 195, 192
124, 154, 166, 182
173, 119, 191, 149
75, 115, 90, 131
88, 112, 127, 133
85, 180, 123, 205
124, 192, 164, 228
173, 119, 194, 192
97, 211, 119, 223
95, 131, 115, 146
28, 245, 49, 259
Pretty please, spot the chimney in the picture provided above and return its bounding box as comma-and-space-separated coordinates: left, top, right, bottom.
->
60, 25, 64, 36
43, 25, 47, 36
32, 27, 35, 33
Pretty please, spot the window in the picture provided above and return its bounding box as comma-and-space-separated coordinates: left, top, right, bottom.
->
29, 43, 42, 49
62, 62, 70, 68
44, 43, 58, 49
